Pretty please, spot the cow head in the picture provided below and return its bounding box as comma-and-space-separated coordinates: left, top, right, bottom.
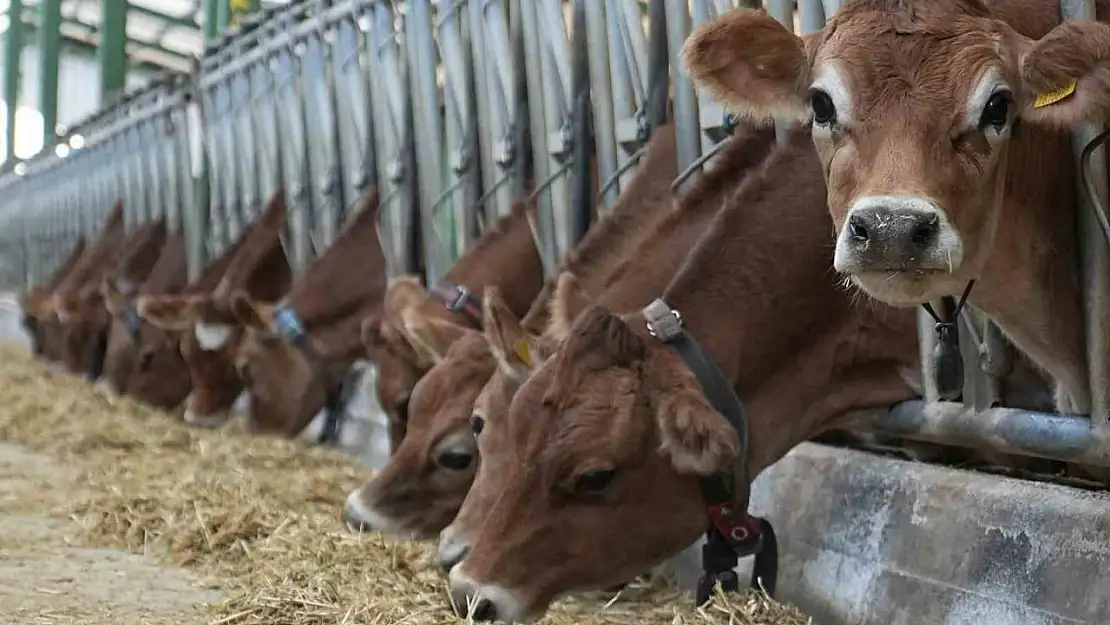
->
228, 291, 331, 436
99, 279, 144, 393
343, 286, 539, 541
682, 2, 1110, 306
436, 287, 549, 571
137, 293, 245, 427
447, 278, 735, 622
55, 288, 111, 378
360, 276, 467, 453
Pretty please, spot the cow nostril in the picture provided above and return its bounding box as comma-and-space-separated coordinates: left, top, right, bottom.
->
439, 545, 470, 572
847, 215, 869, 242
471, 598, 497, 622
911, 215, 939, 247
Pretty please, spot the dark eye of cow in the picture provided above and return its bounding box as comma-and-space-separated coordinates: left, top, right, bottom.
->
470, 414, 485, 436
980, 91, 1012, 131
437, 451, 473, 471
137, 350, 155, 371
808, 88, 836, 126
574, 469, 616, 496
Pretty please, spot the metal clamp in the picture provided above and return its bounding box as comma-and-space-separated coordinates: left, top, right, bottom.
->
642, 297, 683, 342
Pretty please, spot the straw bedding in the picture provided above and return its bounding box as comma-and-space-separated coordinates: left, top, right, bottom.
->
0, 344, 813, 625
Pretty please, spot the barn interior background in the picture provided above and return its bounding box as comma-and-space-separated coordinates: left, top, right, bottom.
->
0, 1, 1107, 624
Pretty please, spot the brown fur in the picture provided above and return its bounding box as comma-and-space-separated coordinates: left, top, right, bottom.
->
681, 0, 1110, 416
448, 131, 923, 620
138, 189, 293, 426
22, 236, 87, 359
230, 189, 388, 437
345, 124, 778, 541
361, 199, 545, 453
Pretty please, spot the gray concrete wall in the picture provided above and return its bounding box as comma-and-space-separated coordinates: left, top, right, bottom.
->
663, 444, 1110, 625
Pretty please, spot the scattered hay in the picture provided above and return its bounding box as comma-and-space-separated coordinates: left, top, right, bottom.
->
0, 344, 814, 625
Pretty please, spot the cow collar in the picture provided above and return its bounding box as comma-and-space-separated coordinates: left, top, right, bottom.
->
429, 282, 483, 328
271, 304, 348, 446
919, 279, 976, 402
641, 298, 778, 605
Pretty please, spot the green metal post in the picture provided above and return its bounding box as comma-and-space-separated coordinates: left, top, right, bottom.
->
204, 0, 220, 41
4, 0, 24, 165
217, 0, 231, 33
98, 0, 128, 104
38, 0, 61, 145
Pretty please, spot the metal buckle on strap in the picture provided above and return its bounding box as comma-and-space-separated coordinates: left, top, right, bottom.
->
642, 298, 683, 342
273, 305, 307, 343
444, 284, 473, 312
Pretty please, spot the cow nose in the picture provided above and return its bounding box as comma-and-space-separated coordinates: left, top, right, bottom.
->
846, 206, 939, 250
342, 492, 374, 533
439, 544, 470, 572
449, 567, 524, 622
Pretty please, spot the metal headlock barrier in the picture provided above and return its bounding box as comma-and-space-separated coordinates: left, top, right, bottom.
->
3, 0, 1108, 472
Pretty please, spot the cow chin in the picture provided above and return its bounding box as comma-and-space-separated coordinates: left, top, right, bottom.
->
183, 406, 232, 428
847, 270, 965, 307
341, 488, 426, 541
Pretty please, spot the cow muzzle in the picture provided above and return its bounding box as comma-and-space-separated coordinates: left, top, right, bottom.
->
833, 195, 963, 275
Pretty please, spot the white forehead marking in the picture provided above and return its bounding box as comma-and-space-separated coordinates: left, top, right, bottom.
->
811, 61, 854, 123
965, 67, 1007, 128
194, 322, 233, 351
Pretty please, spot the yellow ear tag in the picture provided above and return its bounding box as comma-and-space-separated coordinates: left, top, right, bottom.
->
512, 338, 533, 368
1033, 80, 1077, 108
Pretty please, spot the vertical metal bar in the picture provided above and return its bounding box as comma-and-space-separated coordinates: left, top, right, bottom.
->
1063, 0, 1110, 423
217, 0, 232, 33
407, 0, 450, 284
584, 0, 618, 207
205, 0, 221, 40
664, 0, 697, 176
4, 0, 24, 167
99, 0, 129, 105
38, 0, 62, 147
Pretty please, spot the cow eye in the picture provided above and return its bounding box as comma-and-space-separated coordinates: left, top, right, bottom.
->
808, 88, 836, 126
470, 414, 485, 436
437, 451, 473, 471
574, 469, 616, 495
979, 91, 1011, 131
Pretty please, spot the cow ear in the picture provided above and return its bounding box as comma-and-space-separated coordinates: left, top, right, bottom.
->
229, 290, 272, 332
483, 286, 542, 380
682, 8, 813, 125
400, 308, 473, 365
1020, 21, 1110, 128
547, 272, 593, 343
384, 275, 429, 314
137, 295, 201, 331
647, 354, 740, 476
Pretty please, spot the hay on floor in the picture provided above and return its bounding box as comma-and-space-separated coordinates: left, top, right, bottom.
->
0, 344, 813, 625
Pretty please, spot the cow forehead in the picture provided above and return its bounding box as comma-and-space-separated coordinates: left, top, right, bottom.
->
819, 13, 1009, 119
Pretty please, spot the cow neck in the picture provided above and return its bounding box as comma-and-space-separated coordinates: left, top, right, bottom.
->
427, 204, 546, 329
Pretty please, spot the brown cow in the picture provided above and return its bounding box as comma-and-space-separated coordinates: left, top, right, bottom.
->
361, 200, 545, 454
680, 0, 1110, 414
101, 227, 192, 409
341, 122, 781, 539
95, 217, 170, 393
138, 189, 293, 427
227, 188, 388, 437
22, 235, 87, 361
46, 203, 127, 378
445, 130, 925, 623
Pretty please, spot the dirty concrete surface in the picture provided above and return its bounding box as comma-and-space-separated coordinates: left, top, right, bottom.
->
0, 442, 222, 624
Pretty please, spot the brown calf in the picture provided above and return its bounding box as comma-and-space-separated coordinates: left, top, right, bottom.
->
22, 235, 87, 360
138, 189, 293, 427
446, 130, 923, 623
227, 188, 388, 437
341, 122, 780, 540
433, 124, 791, 568
102, 228, 192, 409
681, 0, 1110, 414
48, 203, 127, 378
361, 200, 545, 453
98, 217, 170, 393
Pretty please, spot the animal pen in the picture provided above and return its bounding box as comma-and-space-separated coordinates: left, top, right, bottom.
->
0, 0, 1108, 624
